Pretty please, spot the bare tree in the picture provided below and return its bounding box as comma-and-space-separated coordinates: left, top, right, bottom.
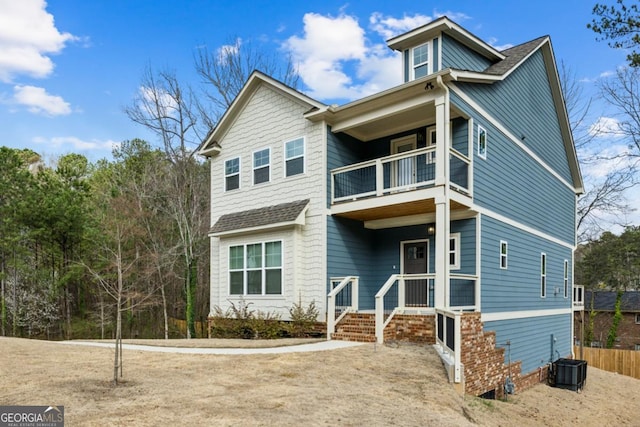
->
560, 62, 639, 241
124, 68, 209, 339
194, 36, 299, 127
599, 66, 640, 156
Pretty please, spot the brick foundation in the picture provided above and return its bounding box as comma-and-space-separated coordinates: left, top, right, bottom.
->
383, 314, 436, 344
459, 313, 547, 397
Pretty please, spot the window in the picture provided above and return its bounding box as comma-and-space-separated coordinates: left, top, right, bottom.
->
635, 344, 640, 351
449, 233, 460, 270
225, 157, 240, 191
426, 128, 436, 164
229, 241, 282, 295
564, 260, 569, 298
253, 148, 270, 184
635, 314, 640, 324
541, 253, 547, 298
478, 126, 487, 159
285, 137, 305, 177
412, 43, 429, 79
500, 241, 508, 269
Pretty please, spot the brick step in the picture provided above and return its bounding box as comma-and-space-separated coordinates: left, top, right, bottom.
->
337, 320, 375, 327
331, 332, 377, 343
336, 328, 376, 335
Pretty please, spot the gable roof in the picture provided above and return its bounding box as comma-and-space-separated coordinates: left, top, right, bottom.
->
387, 16, 505, 62
585, 291, 640, 312
210, 199, 310, 236
198, 71, 325, 157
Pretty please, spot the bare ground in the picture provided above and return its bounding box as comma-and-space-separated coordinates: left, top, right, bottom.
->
1, 337, 639, 426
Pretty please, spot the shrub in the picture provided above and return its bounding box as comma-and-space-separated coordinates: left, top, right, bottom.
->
287, 299, 320, 338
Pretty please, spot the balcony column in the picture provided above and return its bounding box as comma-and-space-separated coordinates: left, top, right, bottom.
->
434, 91, 451, 309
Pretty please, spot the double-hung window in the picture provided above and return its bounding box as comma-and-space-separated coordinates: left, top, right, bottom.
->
253, 148, 270, 185
285, 137, 305, 177
229, 241, 282, 295
541, 253, 547, 298
478, 126, 487, 159
500, 241, 508, 269
412, 43, 429, 79
564, 260, 569, 298
225, 157, 240, 191
449, 233, 460, 270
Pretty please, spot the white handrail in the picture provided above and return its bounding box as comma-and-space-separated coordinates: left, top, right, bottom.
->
327, 276, 359, 340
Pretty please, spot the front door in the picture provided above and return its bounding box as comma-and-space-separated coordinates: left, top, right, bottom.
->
391, 136, 416, 187
403, 241, 430, 307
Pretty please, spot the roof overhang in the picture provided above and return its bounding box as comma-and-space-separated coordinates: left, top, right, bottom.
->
305, 71, 462, 141
387, 16, 505, 62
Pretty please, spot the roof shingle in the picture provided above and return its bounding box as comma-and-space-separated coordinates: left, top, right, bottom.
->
210, 199, 310, 234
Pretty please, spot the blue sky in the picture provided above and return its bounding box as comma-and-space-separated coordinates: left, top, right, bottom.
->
0, 0, 636, 228
0, 0, 626, 160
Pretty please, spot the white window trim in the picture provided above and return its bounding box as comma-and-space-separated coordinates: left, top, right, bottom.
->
284, 137, 306, 177
541, 253, 547, 298
500, 240, 508, 270
450, 233, 461, 270
411, 42, 430, 80
635, 314, 640, 324
228, 240, 283, 296
252, 147, 271, 185
224, 156, 241, 192
477, 125, 487, 159
563, 260, 569, 298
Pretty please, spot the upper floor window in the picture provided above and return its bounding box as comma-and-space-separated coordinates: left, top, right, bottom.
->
253, 148, 270, 185
412, 43, 429, 79
500, 241, 508, 269
564, 260, 569, 298
478, 126, 487, 159
449, 233, 460, 270
225, 157, 240, 191
541, 253, 547, 298
285, 137, 305, 177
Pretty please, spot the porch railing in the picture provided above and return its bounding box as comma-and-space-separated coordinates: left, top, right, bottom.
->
326, 276, 359, 340
331, 147, 471, 204
449, 274, 477, 310
374, 274, 435, 343
435, 308, 462, 383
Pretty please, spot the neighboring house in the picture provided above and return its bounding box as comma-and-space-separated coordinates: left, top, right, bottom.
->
199, 16, 584, 397
576, 291, 640, 350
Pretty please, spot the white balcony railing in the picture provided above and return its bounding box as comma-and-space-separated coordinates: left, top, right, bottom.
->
331, 147, 470, 204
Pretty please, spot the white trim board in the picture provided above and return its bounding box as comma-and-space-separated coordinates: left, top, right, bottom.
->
475, 206, 575, 250
481, 308, 571, 322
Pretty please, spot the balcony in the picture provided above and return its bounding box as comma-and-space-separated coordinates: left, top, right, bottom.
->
330, 146, 471, 207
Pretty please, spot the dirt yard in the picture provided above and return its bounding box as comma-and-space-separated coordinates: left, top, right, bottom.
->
1, 337, 638, 426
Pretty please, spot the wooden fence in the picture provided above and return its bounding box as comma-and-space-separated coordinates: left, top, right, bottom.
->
169, 317, 207, 338
574, 346, 640, 380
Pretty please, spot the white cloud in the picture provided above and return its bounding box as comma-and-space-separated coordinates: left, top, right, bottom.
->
0, 0, 77, 82
13, 85, 71, 116
284, 12, 410, 101
33, 136, 118, 151
138, 85, 178, 117
588, 116, 625, 138
217, 38, 241, 64
486, 37, 513, 51
369, 12, 433, 40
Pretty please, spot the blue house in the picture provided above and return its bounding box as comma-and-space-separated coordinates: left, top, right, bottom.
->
199, 16, 584, 396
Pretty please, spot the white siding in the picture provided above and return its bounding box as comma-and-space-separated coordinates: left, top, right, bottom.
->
209, 83, 327, 320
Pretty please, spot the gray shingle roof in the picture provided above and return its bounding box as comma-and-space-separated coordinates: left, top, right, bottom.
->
483, 36, 548, 76
585, 291, 640, 312
210, 199, 310, 234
